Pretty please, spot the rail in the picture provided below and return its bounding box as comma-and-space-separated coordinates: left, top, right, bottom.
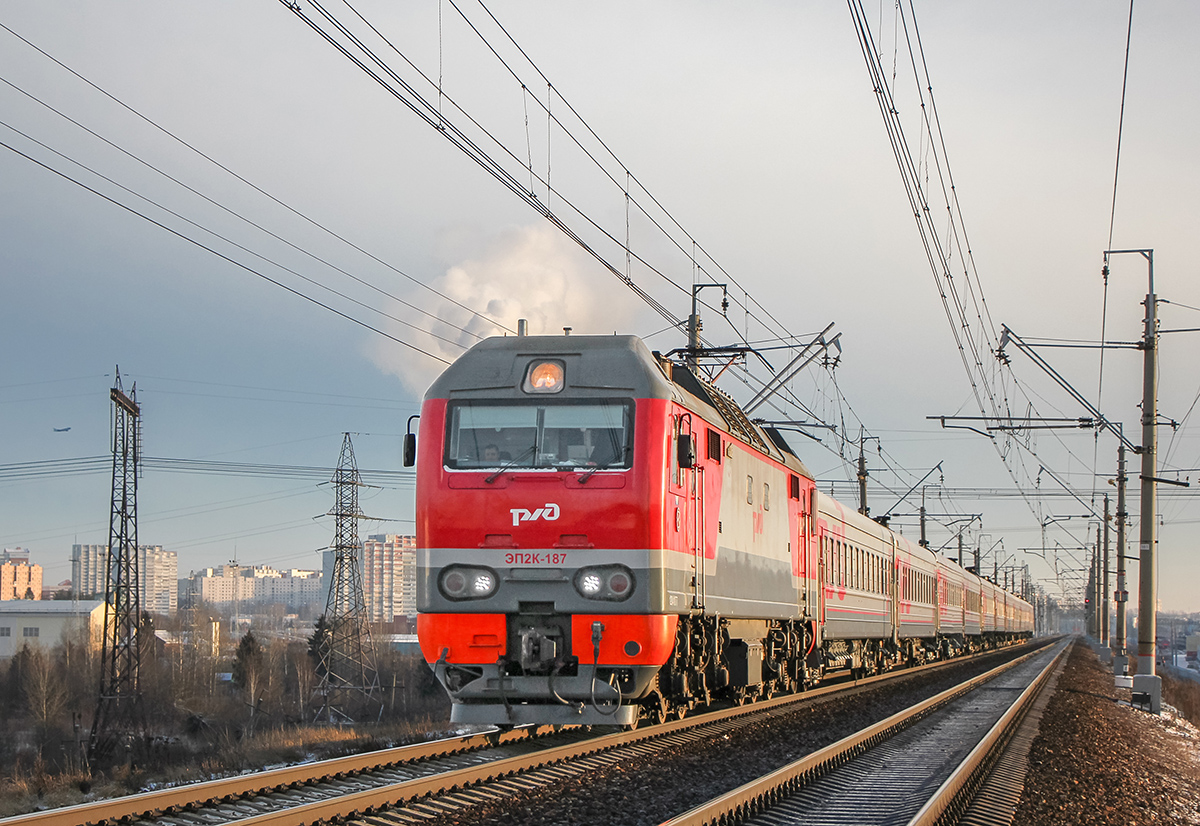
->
659, 639, 1064, 826
0, 639, 1052, 826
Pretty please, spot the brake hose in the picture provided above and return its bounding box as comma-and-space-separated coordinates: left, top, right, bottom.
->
588, 621, 623, 716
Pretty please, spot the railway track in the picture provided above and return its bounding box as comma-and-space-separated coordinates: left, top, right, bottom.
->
0, 641, 1051, 826
661, 637, 1069, 826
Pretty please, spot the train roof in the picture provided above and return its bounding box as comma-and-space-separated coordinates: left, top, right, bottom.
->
426, 334, 671, 400
426, 334, 813, 478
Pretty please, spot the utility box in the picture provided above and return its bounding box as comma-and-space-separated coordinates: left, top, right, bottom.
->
727, 639, 764, 686
1131, 674, 1162, 715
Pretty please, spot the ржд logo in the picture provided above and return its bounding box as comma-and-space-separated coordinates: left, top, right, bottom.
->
510, 503, 561, 527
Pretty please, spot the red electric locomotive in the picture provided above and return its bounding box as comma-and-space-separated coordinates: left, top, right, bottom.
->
413, 333, 1032, 727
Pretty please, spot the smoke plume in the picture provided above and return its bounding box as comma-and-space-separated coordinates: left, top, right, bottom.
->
369, 223, 642, 395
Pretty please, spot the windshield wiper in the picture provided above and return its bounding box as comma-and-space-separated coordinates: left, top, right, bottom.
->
578, 447, 629, 484
485, 443, 537, 484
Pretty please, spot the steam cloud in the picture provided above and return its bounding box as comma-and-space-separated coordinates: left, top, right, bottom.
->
370, 223, 642, 395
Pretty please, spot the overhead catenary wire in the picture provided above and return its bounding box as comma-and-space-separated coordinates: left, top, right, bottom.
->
453, 0, 803, 348
282, 0, 882, 496
281, 1, 879, 485
282, 0, 687, 332
1095, 0, 1137, 511
291, 0, 809, 357
847, 0, 1121, 599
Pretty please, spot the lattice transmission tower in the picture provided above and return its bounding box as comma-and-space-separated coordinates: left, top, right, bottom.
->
313, 433, 381, 723
89, 368, 146, 763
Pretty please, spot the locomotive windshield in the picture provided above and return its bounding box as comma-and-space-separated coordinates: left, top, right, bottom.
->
446, 400, 633, 470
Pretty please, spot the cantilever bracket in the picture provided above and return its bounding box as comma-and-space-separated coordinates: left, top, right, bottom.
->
928, 416, 994, 440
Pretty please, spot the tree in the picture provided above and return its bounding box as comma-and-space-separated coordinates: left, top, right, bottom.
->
232, 632, 264, 697
21, 644, 68, 759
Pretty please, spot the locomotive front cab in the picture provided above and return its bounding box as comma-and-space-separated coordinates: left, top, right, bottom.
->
415, 335, 680, 727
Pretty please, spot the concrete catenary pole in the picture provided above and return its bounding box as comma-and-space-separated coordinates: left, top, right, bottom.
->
1102, 494, 1110, 647
1137, 256, 1158, 677
1114, 442, 1128, 665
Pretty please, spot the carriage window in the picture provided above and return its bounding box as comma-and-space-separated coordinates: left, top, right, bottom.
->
747, 476, 754, 505
763, 483, 770, 511
446, 400, 633, 470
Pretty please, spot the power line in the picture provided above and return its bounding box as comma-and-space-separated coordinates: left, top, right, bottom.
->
0, 134, 452, 365
0, 116, 469, 351
0, 454, 415, 484
0, 19, 511, 339
0, 73, 484, 347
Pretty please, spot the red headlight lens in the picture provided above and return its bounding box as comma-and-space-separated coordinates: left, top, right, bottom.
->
608, 571, 631, 595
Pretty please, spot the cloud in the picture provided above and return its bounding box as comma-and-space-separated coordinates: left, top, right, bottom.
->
370, 222, 641, 395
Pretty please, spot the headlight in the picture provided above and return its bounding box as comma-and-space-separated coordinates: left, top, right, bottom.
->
439, 566, 499, 600
579, 573, 603, 596
523, 360, 565, 393
574, 565, 635, 601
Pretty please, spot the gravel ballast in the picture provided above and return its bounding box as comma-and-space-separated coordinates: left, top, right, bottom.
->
388, 639, 1200, 826
1015, 641, 1200, 825
395, 647, 1039, 826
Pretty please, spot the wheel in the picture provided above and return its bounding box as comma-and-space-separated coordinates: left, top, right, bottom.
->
640, 689, 668, 726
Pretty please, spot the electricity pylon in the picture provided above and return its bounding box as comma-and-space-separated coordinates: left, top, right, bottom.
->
313, 433, 381, 723
89, 368, 146, 763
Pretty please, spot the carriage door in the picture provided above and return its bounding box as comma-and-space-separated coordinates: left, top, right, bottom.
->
889, 536, 900, 644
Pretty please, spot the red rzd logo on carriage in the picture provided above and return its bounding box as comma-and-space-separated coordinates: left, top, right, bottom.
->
510, 503, 561, 526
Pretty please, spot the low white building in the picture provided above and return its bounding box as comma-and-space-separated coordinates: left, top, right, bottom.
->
185, 565, 323, 610
0, 600, 104, 658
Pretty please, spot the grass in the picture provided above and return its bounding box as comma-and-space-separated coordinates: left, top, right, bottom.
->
0, 715, 454, 818
1162, 671, 1200, 728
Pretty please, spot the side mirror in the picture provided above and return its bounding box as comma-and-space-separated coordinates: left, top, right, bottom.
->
677, 433, 696, 469
403, 414, 419, 467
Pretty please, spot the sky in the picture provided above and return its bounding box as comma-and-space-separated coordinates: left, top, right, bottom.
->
1, 2, 1198, 614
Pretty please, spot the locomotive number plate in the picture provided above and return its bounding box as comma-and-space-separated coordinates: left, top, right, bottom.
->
505, 552, 570, 565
